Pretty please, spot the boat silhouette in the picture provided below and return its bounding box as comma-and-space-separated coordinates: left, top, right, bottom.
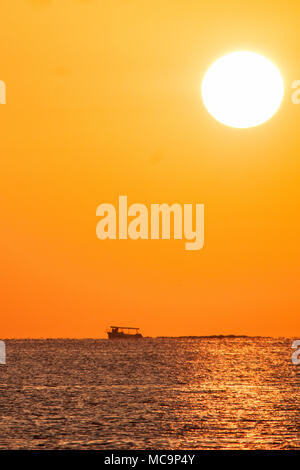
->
107, 326, 143, 339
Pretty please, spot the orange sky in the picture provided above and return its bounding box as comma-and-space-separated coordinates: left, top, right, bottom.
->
1, 0, 300, 337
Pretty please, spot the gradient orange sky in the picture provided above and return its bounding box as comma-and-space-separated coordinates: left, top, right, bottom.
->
1, 1, 300, 337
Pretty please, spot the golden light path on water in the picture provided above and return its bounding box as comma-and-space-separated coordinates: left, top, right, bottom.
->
0, 338, 298, 449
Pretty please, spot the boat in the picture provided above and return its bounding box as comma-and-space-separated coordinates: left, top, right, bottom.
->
107, 326, 143, 339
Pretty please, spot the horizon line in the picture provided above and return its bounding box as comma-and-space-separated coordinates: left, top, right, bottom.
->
1, 334, 295, 340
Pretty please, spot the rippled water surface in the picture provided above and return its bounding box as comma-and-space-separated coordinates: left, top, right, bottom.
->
0, 338, 299, 449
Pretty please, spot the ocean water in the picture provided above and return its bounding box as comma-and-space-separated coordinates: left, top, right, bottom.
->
0, 337, 299, 450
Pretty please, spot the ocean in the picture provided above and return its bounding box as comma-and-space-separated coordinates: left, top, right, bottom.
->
0, 337, 299, 449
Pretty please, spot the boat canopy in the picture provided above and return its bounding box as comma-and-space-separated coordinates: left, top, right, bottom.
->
110, 326, 140, 331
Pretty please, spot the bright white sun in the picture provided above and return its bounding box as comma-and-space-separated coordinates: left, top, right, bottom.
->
201, 51, 284, 128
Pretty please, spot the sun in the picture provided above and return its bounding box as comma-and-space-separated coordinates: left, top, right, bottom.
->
201, 51, 284, 128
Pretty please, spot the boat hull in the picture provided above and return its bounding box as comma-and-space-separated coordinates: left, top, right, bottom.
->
108, 332, 143, 339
